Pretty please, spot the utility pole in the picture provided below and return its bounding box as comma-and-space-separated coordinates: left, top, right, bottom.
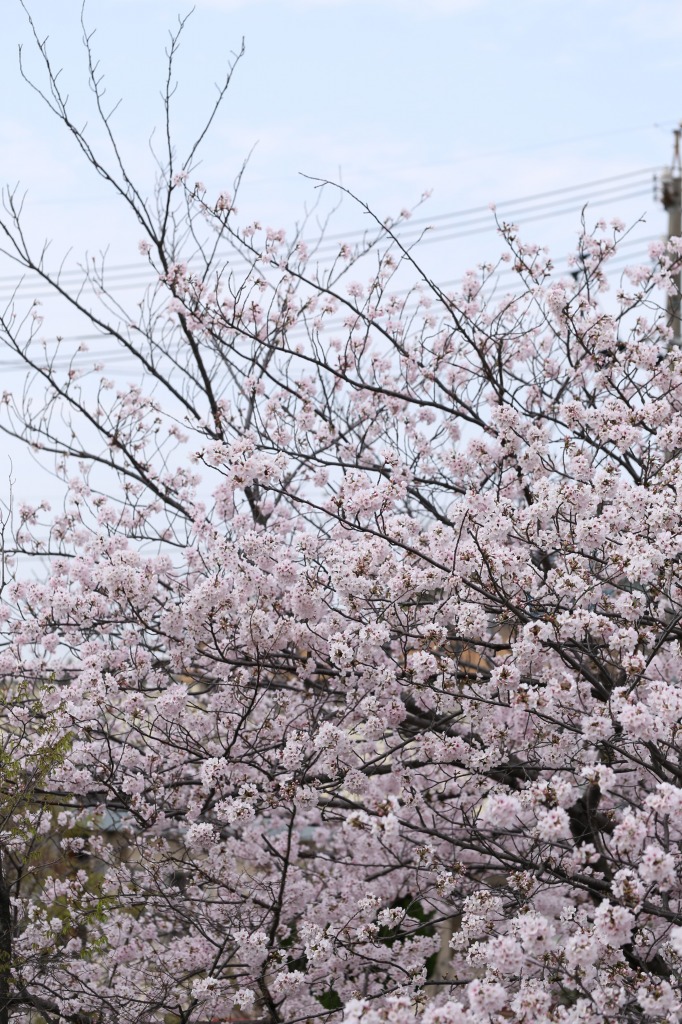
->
661, 125, 682, 344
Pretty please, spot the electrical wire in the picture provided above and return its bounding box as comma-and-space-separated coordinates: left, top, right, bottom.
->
0, 167, 656, 296
0, 183, 655, 306
0, 239, 661, 374
0, 165, 665, 376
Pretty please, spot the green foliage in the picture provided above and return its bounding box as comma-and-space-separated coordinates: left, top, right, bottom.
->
317, 988, 343, 1011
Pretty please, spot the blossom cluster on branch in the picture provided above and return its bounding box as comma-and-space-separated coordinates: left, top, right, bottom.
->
2, 11, 682, 1024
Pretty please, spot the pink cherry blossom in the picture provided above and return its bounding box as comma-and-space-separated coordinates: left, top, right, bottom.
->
1, 19, 682, 1024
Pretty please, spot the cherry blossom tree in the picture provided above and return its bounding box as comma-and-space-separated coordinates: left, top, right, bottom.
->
2, 9, 682, 1024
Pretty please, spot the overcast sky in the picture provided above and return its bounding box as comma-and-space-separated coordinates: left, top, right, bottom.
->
1, 0, 679, 257
1, 0, 681, 503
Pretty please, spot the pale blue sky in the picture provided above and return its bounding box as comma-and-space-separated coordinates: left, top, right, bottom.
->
1, 0, 679, 261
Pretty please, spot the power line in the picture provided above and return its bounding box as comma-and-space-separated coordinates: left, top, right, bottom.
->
0, 167, 656, 294
0, 183, 655, 305
0, 239, 660, 374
